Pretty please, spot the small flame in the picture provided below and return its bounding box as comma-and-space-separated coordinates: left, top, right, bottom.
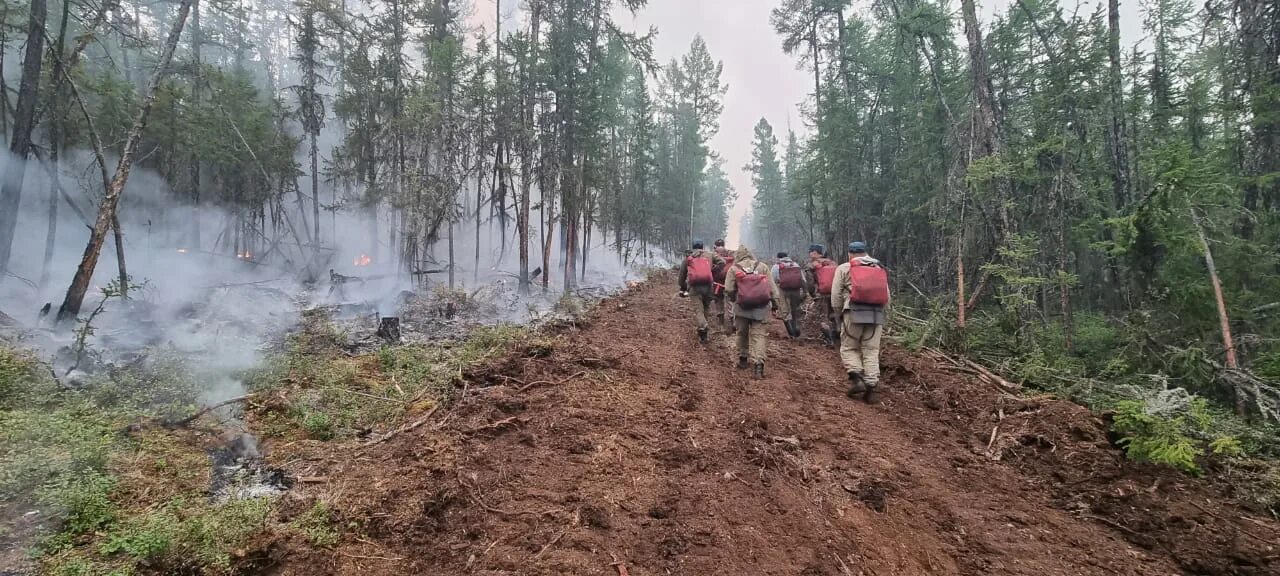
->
353, 254, 372, 267
176, 248, 188, 254
236, 250, 254, 260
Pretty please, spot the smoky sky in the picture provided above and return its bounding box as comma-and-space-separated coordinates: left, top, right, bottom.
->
471, 0, 1150, 248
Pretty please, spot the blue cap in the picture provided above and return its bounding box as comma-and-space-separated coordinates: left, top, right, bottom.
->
692, 238, 705, 249
809, 244, 825, 254
849, 241, 867, 253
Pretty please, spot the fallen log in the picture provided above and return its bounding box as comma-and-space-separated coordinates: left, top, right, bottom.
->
166, 394, 256, 427
961, 357, 1021, 393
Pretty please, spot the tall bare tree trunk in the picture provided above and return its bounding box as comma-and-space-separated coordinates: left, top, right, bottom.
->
189, 1, 203, 249
0, 0, 47, 278
112, 215, 128, 298
40, 0, 72, 291
448, 215, 455, 288
517, 1, 539, 294
960, 0, 1013, 315
1190, 207, 1238, 370
57, 0, 196, 323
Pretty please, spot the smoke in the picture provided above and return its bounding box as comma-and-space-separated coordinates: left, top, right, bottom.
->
0, 136, 660, 405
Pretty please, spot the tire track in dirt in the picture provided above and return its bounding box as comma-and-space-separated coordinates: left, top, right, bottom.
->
268, 273, 1279, 576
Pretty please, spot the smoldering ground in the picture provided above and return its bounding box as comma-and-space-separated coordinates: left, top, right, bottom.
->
0, 143, 658, 397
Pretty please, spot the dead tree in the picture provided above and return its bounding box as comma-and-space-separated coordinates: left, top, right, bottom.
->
1190, 207, 1238, 371
56, 0, 197, 324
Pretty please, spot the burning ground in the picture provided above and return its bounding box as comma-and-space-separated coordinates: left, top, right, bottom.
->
3, 271, 1280, 575
0, 251, 645, 575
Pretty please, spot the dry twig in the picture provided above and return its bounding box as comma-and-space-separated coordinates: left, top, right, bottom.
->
361, 404, 440, 448
517, 370, 589, 393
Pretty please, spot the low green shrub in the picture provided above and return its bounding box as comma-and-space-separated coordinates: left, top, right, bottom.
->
98, 497, 270, 572
290, 500, 339, 547
1112, 399, 1205, 473
1110, 395, 1246, 474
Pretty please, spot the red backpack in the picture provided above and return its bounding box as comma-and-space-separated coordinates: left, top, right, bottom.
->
848, 259, 890, 305
686, 255, 713, 286
734, 266, 772, 309
814, 260, 837, 295
778, 264, 804, 290
714, 252, 735, 283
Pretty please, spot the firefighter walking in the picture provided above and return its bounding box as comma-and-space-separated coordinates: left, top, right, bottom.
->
805, 245, 839, 347
712, 239, 736, 333
678, 239, 726, 344
831, 242, 891, 403
723, 245, 778, 379
771, 252, 806, 338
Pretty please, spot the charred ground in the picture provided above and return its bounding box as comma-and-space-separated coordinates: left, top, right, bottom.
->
256, 272, 1279, 576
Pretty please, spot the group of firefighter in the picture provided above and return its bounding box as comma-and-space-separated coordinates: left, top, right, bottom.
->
678, 239, 891, 404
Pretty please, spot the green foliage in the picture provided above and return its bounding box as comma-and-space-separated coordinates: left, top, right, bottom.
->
39, 471, 119, 544
1209, 436, 1245, 458
290, 501, 339, 547
247, 321, 531, 440
97, 497, 270, 572
0, 346, 37, 409
1113, 399, 1205, 473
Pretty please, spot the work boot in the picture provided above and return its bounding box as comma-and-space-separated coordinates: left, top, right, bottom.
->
826, 328, 839, 348
863, 384, 881, 405
791, 319, 802, 338
847, 372, 867, 398
697, 328, 709, 345
736, 357, 750, 370
754, 362, 765, 379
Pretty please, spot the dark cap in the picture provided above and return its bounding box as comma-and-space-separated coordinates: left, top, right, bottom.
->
692, 238, 705, 249
848, 241, 867, 253
776, 252, 788, 259
714, 239, 726, 247
809, 244, 825, 254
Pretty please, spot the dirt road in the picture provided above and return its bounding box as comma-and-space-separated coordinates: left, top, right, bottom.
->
269, 273, 1279, 575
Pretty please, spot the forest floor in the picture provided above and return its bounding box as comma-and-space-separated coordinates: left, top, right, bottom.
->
250, 270, 1280, 576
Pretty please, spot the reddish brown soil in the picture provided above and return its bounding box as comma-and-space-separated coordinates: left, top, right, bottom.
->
262, 273, 1280, 576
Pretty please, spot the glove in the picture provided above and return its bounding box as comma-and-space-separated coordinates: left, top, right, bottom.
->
679, 291, 689, 298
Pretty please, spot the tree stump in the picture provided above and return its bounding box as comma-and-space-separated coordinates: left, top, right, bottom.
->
377, 316, 401, 344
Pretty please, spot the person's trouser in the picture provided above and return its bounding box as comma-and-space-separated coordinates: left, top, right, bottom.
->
734, 314, 768, 364
840, 318, 883, 385
778, 289, 805, 321
691, 285, 713, 331
817, 297, 838, 342
714, 289, 735, 332
777, 289, 805, 336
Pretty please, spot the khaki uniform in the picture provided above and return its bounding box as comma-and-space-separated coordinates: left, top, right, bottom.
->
805, 257, 839, 342
831, 258, 889, 385
679, 248, 724, 331
724, 253, 778, 364
777, 287, 806, 322
713, 247, 735, 331
771, 259, 806, 327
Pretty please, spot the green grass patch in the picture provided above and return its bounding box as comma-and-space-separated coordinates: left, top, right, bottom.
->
247, 321, 534, 440
290, 500, 339, 547
96, 496, 270, 573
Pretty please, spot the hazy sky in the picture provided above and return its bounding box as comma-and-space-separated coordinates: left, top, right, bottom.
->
612, 0, 811, 246
472, 0, 1148, 247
